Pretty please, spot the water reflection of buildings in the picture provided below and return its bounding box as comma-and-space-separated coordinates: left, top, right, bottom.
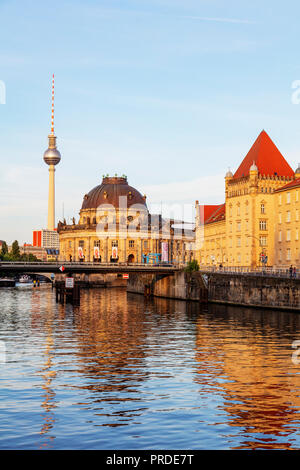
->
70, 290, 149, 403
194, 304, 300, 450
61, 291, 197, 427
28, 287, 300, 448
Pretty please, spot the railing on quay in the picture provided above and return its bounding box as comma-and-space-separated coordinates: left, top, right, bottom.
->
200, 265, 300, 279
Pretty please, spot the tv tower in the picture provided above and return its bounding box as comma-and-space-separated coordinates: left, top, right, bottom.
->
43, 74, 61, 231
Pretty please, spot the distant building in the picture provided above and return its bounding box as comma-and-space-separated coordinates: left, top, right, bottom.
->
33, 229, 59, 250
20, 244, 48, 261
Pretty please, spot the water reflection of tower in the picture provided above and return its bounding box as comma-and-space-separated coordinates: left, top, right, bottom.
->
43, 74, 61, 231
31, 289, 58, 447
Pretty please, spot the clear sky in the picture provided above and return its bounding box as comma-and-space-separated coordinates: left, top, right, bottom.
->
1, 0, 300, 244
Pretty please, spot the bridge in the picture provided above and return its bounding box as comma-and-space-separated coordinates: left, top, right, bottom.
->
0, 261, 181, 275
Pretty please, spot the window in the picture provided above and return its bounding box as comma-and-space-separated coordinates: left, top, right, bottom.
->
79, 240, 85, 247
69, 241, 72, 248
259, 220, 267, 231
261, 203, 265, 214
279, 213, 282, 224
296, 230, 299, 241
112, 240, 118, 247
278, 231, 282, 242
260, 236, 267, 246
94, 240, 100, 247
237, 205, 240, 216
237, 237, 241, 247
279, 195, 282, 205
237, 253, 241, 263
286, 211, 291, 222
129, 240, 135, 248
279, 250, 282, 261
143, 240, 148, 249
287, 230, 291, 241
296, 210, 299, 222
237, 221, 241, 231
287, 248, 291, 261
287, 192, 291, 204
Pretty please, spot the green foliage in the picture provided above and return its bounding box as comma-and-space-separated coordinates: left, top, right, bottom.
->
0, 241, 8, 257
0, 240, 40, 262
11, 240, 20, 259
185, 259, 200, 272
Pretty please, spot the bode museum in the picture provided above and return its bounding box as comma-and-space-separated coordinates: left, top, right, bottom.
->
57, 175, 195, 264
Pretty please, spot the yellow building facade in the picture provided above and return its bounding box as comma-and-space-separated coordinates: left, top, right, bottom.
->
273, 173, 300, 268
195, 130, 300, 269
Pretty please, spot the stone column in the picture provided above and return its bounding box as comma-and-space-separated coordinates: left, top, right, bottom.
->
104, 238, 108, 262
123, 238, 126, 262
88, 236, 91, 262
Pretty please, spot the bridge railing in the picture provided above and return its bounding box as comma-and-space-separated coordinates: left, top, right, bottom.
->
0, 261, 180, 268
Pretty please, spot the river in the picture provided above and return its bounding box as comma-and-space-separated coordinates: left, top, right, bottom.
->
1, 285, 300, 450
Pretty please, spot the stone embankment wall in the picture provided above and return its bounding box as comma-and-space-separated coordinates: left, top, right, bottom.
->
55, 272, 126, 288
127, 271, 208, 302
127, 270, 300, 310
206, 272, 300, 310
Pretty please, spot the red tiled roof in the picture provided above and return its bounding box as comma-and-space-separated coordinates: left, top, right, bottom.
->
202, 205, 221, 223
197, 205, 220, 224
205, 203, 226, 225
233, 130, 294, 179
275, 178, 300, 192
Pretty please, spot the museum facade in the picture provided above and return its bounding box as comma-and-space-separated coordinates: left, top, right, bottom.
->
58, 175, 195, 264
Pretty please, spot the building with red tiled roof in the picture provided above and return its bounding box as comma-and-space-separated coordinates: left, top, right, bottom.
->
195, 130, 299, 268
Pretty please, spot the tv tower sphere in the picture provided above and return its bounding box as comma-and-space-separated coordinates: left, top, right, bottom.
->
43, 141, 61, 165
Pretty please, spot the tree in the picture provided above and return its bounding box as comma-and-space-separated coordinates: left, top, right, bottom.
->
0, 241, 8, 257
11, 240, 20, 259
185, 259, 200, 272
